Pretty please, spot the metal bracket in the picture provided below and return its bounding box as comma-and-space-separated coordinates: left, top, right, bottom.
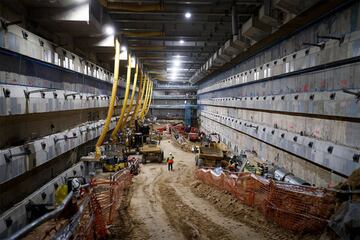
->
86, 94, 97, 100
3, 88, 11, 97
24, 89, 56, 99
0, 20, 22, 31
4, 147, 31, 163
317, 35, 344, 44
64, 92, 80, 100
54, 134, 78, 143
343, 89, 360, 102
303, 42, 325, 49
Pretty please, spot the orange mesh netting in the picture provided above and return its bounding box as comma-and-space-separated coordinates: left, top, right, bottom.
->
195, 169, 335, 233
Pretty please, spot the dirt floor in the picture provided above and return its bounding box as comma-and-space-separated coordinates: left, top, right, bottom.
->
110, 140, 321, 240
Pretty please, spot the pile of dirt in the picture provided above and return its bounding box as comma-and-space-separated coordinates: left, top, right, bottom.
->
190, 180, 322, 240
335, 168, 360, 203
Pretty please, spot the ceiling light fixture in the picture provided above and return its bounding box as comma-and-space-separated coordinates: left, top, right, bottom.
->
185, 12, 192, 19
173, 59, 181, 67
179, 40, 184, 44
104, 25, 115, 35
121, 46, 127, 51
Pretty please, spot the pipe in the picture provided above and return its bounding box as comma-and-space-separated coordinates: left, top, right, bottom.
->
130, 70, 144, 126
140, 77, 151, 120
123, 31, 165, 37
144, 81, 154, 119
121, 63, 139, 128
7, 192, 74, 240
95, 39, 121, 159
111, 54, 132, 141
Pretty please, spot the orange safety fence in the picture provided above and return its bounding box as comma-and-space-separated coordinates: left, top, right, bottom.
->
52, 170, 133, 240
195, 169, 336, 233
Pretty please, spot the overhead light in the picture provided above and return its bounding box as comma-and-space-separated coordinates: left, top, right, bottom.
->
179, 40, 184, 44
121, 46, 127, 52
104, 25, 115, 35
173, 59, 181, 67
185, 12, 192, 19
175, 54, 180, 58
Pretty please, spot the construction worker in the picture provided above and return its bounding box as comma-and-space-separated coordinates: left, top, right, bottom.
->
167, 152, 174, 171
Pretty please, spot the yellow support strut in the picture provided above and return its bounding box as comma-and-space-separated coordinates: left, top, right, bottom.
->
144, 81, 154, 118
121, 63, 138, 128
136, 75, 150, 119
140, 77, 151, 120
95, 39, 121, 160
142, 81, 153, 121
130, 70, 144, 126
111, 54, 132, 141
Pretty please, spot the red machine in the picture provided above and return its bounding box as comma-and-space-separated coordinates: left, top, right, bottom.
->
188, 127, 200, 141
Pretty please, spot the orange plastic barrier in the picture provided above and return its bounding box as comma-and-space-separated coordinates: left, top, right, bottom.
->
195, 169, 335, 233
67, 170, 133, 239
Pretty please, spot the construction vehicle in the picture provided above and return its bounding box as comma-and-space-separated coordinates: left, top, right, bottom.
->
102, 154, 128, 172
188, 127, 200, 142
195, 133, 228, 167
140, 143, 164, 164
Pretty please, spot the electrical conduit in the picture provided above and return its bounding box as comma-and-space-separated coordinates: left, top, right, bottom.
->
95, 39, 121, 159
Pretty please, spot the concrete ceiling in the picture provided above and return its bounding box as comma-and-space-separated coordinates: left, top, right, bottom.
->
0, 0, 262, 82
105, 0, 262, 82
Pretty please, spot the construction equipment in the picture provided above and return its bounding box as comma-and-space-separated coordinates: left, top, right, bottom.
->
195, 132, 228, 167
188, 127, 200, 142
140, 144, 164, 164
195, 145, 224, 167
102, 156, 128, 172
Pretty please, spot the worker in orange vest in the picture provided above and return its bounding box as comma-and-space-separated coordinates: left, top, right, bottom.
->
167, 152, 174, 171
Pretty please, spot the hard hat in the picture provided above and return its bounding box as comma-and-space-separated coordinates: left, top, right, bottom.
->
169, 152, 172, 155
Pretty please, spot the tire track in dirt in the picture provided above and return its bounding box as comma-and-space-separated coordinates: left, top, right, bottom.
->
158, 141, 268, 239
129, 165, 184, 240
158, 182, 233, 240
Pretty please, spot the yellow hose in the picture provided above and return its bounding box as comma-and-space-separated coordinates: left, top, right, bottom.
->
144, 81, 154, 118
130, 70, 144, 126
111, 54, 132, 141
95, 39, 120, 160
140, 77, 151, 120
121, 63, 139, 128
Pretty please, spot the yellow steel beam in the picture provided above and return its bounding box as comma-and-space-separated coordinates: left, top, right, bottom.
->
121, 63, 139, 128
130, 70, 144, 126
140, 76, 151, 120
95, 39, 121, 160
144, 81, 154, 118
111, 54, 132, 141
141, 80, 153, 121
135, 74, 148, 120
